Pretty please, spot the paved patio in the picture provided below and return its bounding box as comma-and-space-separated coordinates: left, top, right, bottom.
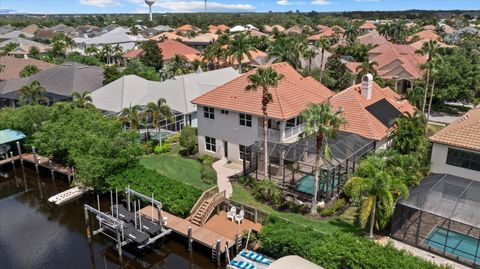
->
213, 159, 242, 198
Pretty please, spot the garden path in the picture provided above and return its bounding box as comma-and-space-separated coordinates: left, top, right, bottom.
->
213, 159, 241, 198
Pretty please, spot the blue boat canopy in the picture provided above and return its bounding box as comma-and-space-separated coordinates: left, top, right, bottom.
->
0, 129, 26, 145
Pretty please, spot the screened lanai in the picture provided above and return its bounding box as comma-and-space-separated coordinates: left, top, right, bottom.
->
391, 173, 480, 267
244, 131, 375, 202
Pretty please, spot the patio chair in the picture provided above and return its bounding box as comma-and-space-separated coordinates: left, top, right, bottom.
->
235, 210, 245, 224
227, 206, 237, 221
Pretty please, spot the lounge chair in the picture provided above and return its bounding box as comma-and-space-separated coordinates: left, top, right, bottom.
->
227, 206, 236, 221
240, 250, 271, 265
235, 209, 244, 224
229, 260, 256, 269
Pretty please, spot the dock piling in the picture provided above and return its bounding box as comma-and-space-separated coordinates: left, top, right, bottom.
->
84, 208, 92, 243
188, 226, 192, 251
32, 146, 38, 164
216, 240, 221, 266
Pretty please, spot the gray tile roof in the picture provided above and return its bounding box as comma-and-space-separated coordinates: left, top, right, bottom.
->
0, 30, 34, 39
0, 62, 104, 100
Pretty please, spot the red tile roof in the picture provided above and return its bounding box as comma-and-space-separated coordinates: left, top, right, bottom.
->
429, 108, 480, 152
123, 39, 200, 61
192, 62, 334, 120
0, 56, 56, 80
330, 82, 416, 140
357, 31, 388, 46
209, 25, 230, 33
407, 29, 441, 42
359, 22, 377, 30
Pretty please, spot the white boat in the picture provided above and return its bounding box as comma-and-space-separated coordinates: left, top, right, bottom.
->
48, 186, 92, 205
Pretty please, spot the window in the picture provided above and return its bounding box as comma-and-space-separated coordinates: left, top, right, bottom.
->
221, 109, 229, 115
205, 136, 216, 152
239, 144, 246, 160
446, 148, 480, 172
203, 107, 215, 119
239, 113, 252, 127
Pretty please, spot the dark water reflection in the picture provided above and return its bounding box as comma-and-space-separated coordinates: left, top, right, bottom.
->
0, 165, 221, 269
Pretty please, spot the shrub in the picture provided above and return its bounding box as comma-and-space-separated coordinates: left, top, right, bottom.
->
259, 217, 448, 269
238, 176, 254, 187
201, 164, 217, 184
154, 143, 171, 154
106, 165, 202, 217
179, 126, 198, 155
164, 133, 181, 144
198, 154, 215, 165
253, 179, 283, 206
319, 198, 346, 216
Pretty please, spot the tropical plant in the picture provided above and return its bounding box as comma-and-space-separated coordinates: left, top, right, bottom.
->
229, 33, 254, 73
344, 155, 409, 238
356, 59, 378, 82
245, 67, 284, 178
314, 37, 331, 82
71, 91, 95, 109
18, 80, 49, 105
84, 45, 98, 57
343, 23, 359, 44
19, 64, 40, 77
145, 98, 172, 145
130, 26, 139, 36
303, 48, 316, 72
2, 42, 19, 54
101, 44, 113, 65
425, 55, 444, 126
166, 54, 191, 77
28, 46, 40, 58
179, 125, 198, 155
140, 40, 164, 71
51, 33, 74, 58
119, 105, 142, 131
392, 112, 427, 154
301, 102, 346, 214
416, 40, 440, 113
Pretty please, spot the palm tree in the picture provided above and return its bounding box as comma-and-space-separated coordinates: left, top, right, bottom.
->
425, 56, 443, 127
166, 54, 191, 77
71, 91, 95, 109
303, 48, 316, 72
416, 40, 440, 114
2, 42, 19, 55
344, 24, 359, 44
314, 38, 331, 83
390, 20, 408, 44
51, 33, 74, 58
119, 105, 142, 131
19, 64, 40, 77
113, 44, 123, 65
101, 44, 113, 65
19, 80, 49, 105
245, 67, 284, 178
392, 112, 426, 154
85, 45, 98, 57
229, 33, 254, 73
344, 155, 409, 238
145, 98, 172, 145
301, 102, 346, 215
28, 46, 40, 58
356, 60, 378, 82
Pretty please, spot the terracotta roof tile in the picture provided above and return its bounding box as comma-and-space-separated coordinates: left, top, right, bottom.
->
123, 39, 200, 61
407, 30, 441, 42
192, 62, 334, 120
359, 22, 377, 30
429, 108, 480, 151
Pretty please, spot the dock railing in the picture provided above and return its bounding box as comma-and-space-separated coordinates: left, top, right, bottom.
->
222, 200, 270, 224
189, 186, 218, 219
200, 190, 227, 226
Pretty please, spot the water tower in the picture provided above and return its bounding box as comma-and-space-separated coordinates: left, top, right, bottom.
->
145, 0, 156, 21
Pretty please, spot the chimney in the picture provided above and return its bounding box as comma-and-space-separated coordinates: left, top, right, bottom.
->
361, 74, 373, 100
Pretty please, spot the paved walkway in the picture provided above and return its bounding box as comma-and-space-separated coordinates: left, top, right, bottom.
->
213, 159, 242, 199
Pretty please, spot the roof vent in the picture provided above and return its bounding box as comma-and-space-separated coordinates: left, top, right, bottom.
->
361, 74, 373, 100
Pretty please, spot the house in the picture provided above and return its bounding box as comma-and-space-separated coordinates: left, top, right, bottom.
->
263, 25, 285, 33
34, 29, 56, 42
0, 56, 56, 81
0, 30, 34, 40
150, 31, 185, 42
20, 24, 39, 35
176, 24, 200, 33
329, 74, 416, 149
0, 25, 15, 35
74, 27, 147, 53
429, 108, 480, 181
123, 39, 201, 63
230, 25, 247, 33
0, 37, 51, 56
191, 62, 334, 162
0, 62, 104, 107
208, 25, 230, 34
407, 29, 441, 43
359, 22, 377, 34
182, 33, 218, 48
91, 68, 240, 128
153, 25, 173, 32
357, 31, 388, 46
284, 25, 305, 35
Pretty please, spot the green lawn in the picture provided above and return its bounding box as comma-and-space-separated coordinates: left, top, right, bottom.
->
140, 145, 215, 190
231, 183, 362, 234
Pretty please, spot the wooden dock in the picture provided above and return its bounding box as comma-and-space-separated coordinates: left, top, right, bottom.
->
0, 153, 72, 176
139, 206, 235, 253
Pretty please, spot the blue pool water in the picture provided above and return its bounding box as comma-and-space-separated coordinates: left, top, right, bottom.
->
296, 175, 339, 195
425, 227, 479, 264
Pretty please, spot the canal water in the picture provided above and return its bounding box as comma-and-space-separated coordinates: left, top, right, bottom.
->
0, 165, 221, 269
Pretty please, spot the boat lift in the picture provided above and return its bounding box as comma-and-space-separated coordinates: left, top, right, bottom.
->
83, 188, 172, 261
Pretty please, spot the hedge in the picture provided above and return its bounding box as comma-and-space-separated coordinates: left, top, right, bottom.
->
106, 165, 202, 217
259, 217, 449, 269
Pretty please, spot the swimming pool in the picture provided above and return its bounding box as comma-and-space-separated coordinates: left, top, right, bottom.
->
296, 174, 339, 195
425, 226, 480, 264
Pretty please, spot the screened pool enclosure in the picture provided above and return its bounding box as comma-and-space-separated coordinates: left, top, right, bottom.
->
244, 131, 375, 202
391, 174, 480, 267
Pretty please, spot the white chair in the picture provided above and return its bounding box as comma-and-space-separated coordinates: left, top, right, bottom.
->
235, 210, 244, 224
227, 206, 237, 221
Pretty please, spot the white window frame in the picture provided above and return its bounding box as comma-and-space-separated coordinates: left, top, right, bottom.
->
205, 136, 216, 152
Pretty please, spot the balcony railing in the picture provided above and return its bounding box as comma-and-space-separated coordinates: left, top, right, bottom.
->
257, 124, 305, 142
285, 124, 305, 140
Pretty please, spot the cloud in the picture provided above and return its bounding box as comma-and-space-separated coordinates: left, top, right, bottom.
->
311, 0, 331, 5
80, 0, 121, 7
134, 1, 255, 12
277, 0, 304, 5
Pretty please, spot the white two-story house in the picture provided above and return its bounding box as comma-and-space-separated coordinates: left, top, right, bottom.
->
191, 62, 334, 163
429, 108, 480, 181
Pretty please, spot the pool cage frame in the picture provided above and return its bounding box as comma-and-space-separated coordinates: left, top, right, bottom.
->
243, 131, 375, 203
391, 173, 480, 268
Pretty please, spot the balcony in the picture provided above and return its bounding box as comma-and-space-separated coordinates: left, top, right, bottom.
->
257, 124, 304, 142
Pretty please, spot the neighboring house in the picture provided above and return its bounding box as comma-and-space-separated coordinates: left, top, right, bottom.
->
284, 25, 305, 35
35, 29, 56, 42
329, 74, 416, 149
20, 24, 39, 35
359, 22, 377, 34
0, 62, 104, 107
191, 62, 334, 163
299, 46, 332, 70
429, 108, 480, 181
357, 31, 388, 46
153, 25, 173, 32
74, 27, 147, 53
0, 56, 56, 81
182, 33, 218, 48
176, 24, 200, 33
123, 39, 201, 63
208, 25, 230, 34
407, 29, 441, 43
0, 37, 51, 56
91, 67, 240, 128
50, 24, 77, 35
263, 25, 285, 33
445, 27, 480, 43
0, 25, 15, 35
0, 30, 34, 40
230, 25, 247, 33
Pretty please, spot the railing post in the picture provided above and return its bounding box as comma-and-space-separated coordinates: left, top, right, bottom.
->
32, 146, 38, 163
254, 208, 258, 223
16, 141, 22, 158
235, 233, 240, 254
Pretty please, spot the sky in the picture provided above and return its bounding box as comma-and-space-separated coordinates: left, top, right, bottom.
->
0, 0, 478, 14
